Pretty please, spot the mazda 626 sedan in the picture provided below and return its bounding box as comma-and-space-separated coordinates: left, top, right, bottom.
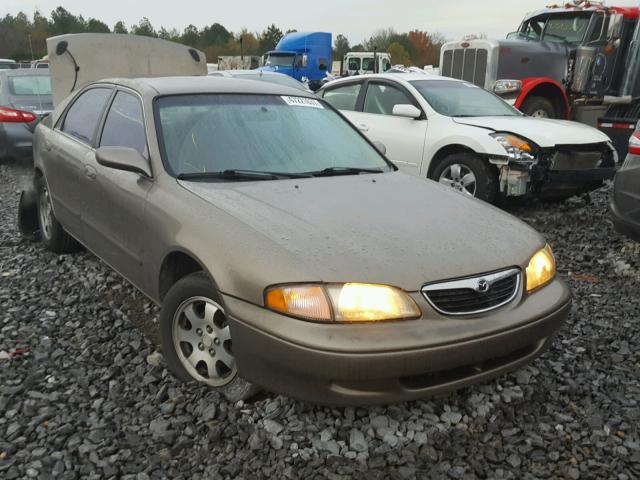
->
22, 76, 571, 405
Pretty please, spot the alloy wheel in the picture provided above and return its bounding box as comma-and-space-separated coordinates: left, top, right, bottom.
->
38, 186, 54, 241
438, 163, 477, 197
530, 109, 550, 118
172, 296, 237, 387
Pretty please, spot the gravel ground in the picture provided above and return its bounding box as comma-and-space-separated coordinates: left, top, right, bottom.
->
1, 162, 639, 480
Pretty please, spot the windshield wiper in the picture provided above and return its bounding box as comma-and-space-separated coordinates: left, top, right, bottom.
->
306, 167, 385, 177
177, 169, 312, 181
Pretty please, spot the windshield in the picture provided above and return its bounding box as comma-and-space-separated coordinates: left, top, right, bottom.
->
266, 54, 295, 68
411, 80, 520, 117
155, 94, 392, 178
9, 76, 52, 96
514, 13, 593, 43
233, 73, 305, 90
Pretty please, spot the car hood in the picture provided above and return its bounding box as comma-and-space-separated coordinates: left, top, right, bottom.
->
179, 172, 544, 291
452, 116, 611, 147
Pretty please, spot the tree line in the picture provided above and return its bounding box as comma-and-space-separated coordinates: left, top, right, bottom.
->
0, 7, 446, 67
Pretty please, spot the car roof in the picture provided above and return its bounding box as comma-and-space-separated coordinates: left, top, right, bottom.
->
321, 73, 459, 88
96, 76, 316, 98
225, 69, 288, 77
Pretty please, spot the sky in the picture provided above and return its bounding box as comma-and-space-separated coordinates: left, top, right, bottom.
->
2, 0, 640, 43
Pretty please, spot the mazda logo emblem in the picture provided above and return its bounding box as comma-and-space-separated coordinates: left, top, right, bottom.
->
477, 279, 490, 293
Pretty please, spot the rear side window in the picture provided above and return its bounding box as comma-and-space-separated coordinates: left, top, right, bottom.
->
10, 76, 51, 95
100, 91, 147, 155
62, 88, 112, 145
322, 83, 361, 111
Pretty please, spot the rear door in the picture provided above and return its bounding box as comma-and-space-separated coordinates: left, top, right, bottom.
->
45, 86, 113, 239
85, 88, 152, 286
354, 80, 428, 174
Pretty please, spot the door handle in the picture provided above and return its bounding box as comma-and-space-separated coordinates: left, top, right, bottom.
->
85, 165, 97, 180
44, 140, 52, 152
357, 124, 369, 132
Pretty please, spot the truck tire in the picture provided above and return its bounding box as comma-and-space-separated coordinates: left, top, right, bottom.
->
160, 271, 261, 403
430, 152, 498, 203
36, 177, 81, 254
521, 96, 556, 119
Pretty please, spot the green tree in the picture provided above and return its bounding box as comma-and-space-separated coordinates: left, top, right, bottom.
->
388, 42, 411, 66
202, 23, 231, 46
334, 34, 350, 59
180, 24, 199, 46
49, 7, 86, 35
131, 17, 156, 37
87, 18, 110, 33
113, 21, 128, 34
259, 24, 283, 53
158, 27, 180, 42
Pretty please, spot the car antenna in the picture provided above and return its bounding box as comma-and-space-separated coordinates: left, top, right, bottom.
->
55, 41, 80, 93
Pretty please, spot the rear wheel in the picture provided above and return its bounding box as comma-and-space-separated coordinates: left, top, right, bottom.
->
431, 152, 498, 203
521, 96, 556, 119
37, 177, 81, 254
160, 272, 261, 403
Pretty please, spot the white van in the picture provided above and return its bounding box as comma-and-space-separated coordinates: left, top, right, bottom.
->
343, 52, 391, 76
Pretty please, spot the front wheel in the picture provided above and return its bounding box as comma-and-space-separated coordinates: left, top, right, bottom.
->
430, 152, 498, 203
520, 96, 556, 119
160, 272, 261, 403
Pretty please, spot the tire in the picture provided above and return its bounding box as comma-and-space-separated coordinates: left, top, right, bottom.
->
520, 96, 556, 119
36, 177, 81, 254
430, 152, 498, 203
160, 271, 261, 403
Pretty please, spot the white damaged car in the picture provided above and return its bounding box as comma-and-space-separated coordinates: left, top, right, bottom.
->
318, 74, 617, 203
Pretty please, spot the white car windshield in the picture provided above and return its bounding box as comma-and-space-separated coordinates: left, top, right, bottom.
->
411, 80, 521, 117
155, 94, 393, 178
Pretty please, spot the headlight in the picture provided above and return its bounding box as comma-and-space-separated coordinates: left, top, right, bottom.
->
491, 133, 536, 161
265, 283, 421, 322
526, 244, 556, 293
493, 79, 522, 95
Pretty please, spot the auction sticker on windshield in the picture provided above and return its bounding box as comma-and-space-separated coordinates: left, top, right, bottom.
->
281, 96, 324, 109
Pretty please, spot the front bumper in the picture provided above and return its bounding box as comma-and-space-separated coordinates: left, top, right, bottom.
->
222, 278, 571, 405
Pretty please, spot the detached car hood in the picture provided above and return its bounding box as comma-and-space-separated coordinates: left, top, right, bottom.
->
452, 116, 611, 147
180, 172, 544, 291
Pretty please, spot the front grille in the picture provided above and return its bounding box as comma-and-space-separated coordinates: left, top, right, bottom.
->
422, 268, 520, 316
441, 48, 488, 87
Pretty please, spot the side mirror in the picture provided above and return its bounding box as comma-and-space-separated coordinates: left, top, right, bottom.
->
607, 13, 624, 41
373, 140, 387, 155
95, 147, 151, 177
392, 104, 422, 119
302, 54, 308, 68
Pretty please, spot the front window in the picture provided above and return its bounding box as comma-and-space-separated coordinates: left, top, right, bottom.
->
411, 80, 520, 117
347, 58, 361, 71
266, 54, 295, 68
513, 13, 593, 44
9, 76, 52, 96
362, 58, 375, 71
155, 94, 392, 177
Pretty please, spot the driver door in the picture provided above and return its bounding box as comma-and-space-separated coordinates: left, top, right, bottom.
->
83, 89, 152, 286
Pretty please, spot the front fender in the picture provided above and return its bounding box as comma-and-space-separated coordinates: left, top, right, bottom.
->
515, 77, 570, 117
422, 120, 506, 176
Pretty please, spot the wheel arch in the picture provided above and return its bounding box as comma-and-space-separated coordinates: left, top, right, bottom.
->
427, 144, 479, 178
158, 249, 212, 302
515, 78, 570, 119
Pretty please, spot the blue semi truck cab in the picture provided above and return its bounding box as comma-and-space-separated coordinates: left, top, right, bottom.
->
262, 32, 331, 90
